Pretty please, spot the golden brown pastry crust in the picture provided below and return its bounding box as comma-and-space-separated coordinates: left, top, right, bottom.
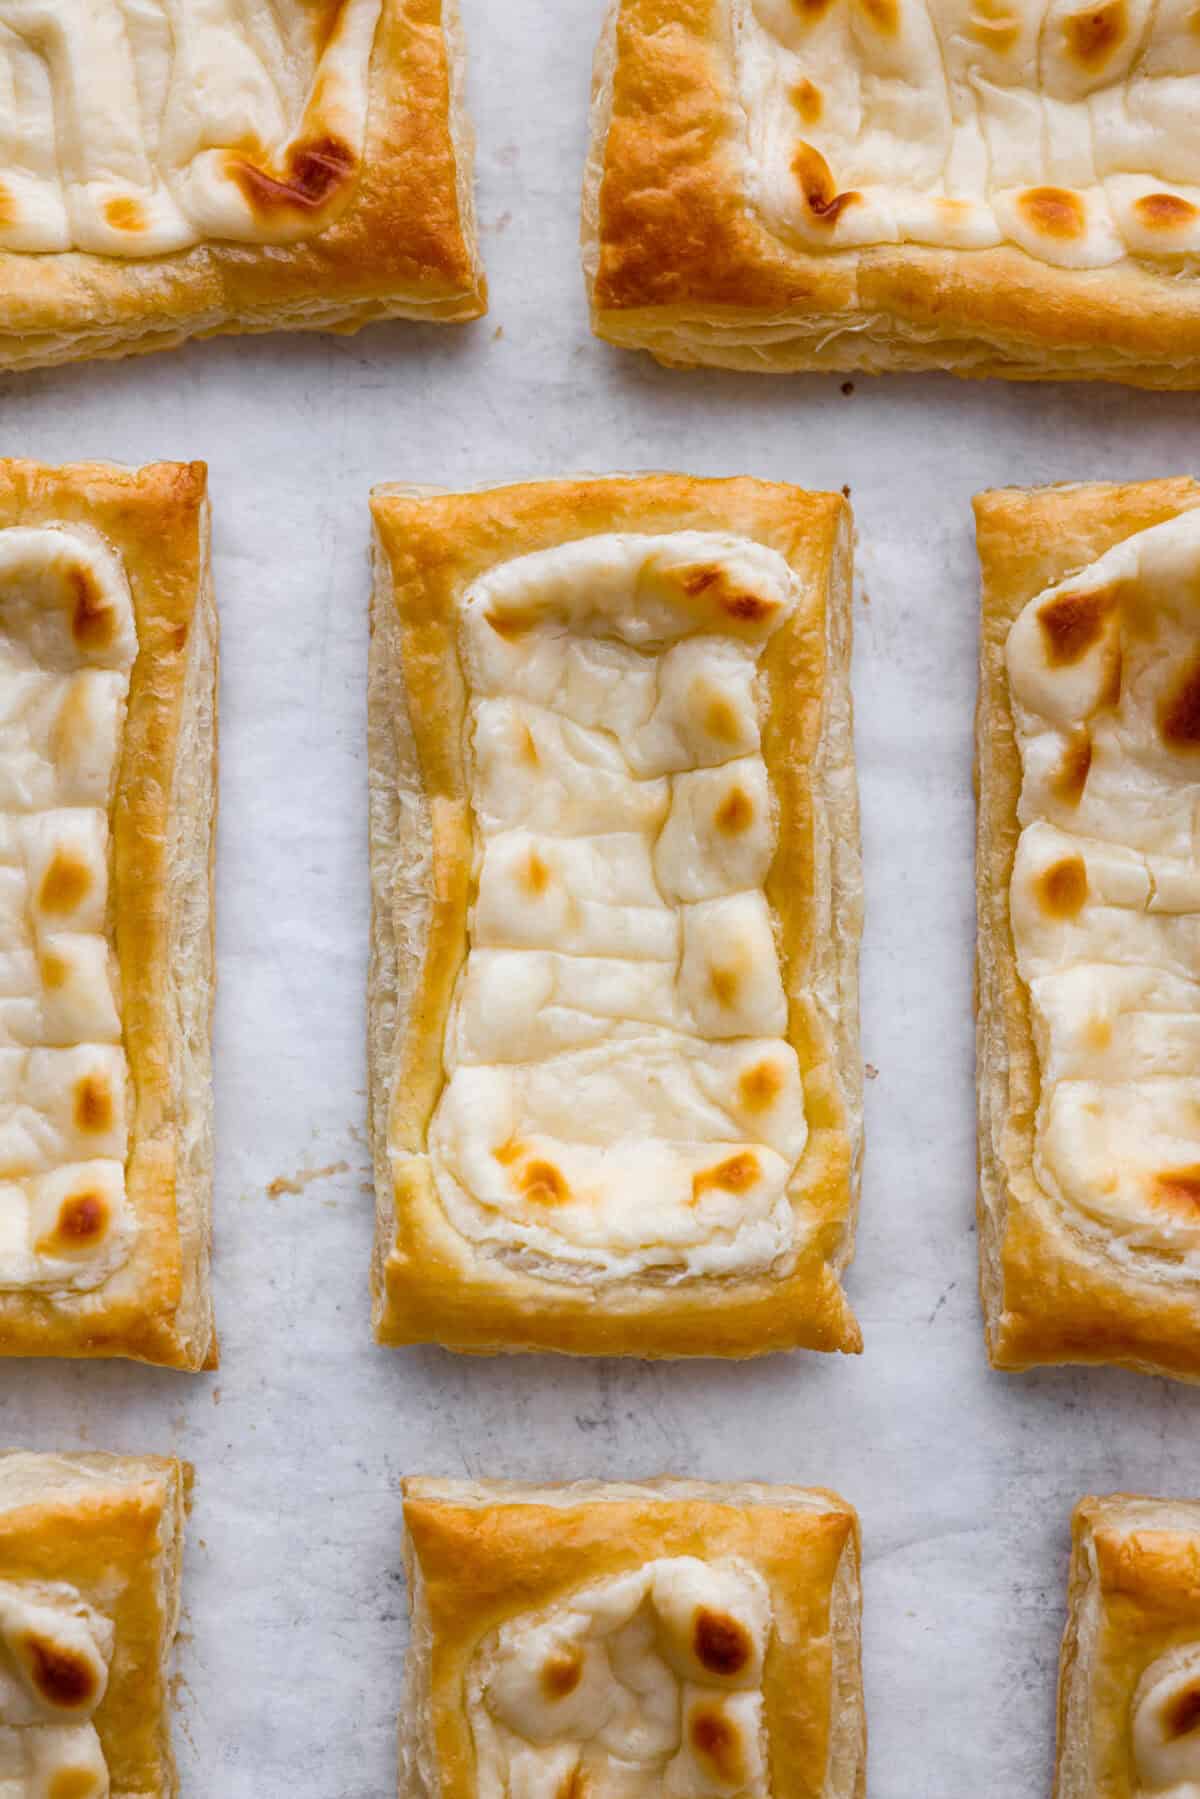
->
1054, 1494, 1200, 1799
368, 473, 863, 1358
0, 0, 484, 374
399, 1476, 866, 1799
0, 1449, 189, 1798
0, 460, 217, 1369
583, 0, 1200, 387
975, 477, 1200, 1381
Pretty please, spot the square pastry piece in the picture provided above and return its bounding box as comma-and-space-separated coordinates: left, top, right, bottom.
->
399, 1477, 866, 1799
0, 0, 484, 372
0, 460, 216, 1369
369, 475, 862, 1357
1055, 1495, 1200, 1799
0, 1451, 189, 1799
583, 0, 1200, 384
976, 478, 1200, 1380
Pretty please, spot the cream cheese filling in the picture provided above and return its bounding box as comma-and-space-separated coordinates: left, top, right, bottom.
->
0, 1579, 112, 1799
413, 531, 811, 1286
0, 525, 137, 1294
0, 0, 381, 257
1134, 1646, 1200, 1797
735, 0, 1200, 268
468, 1556, 773, 1798
1007, 508, 1200, 1259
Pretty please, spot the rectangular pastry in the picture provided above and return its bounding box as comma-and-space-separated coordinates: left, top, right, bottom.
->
0, 459, 217, 1370
399, 1476, 866, 1798
0, 1450, 189, 1798
369, 474, 863, 1357
0, 0, 484, 373
1055, 1494, 1200, 1798
975, 478, 1200, 1380
583, 0, 1200, 385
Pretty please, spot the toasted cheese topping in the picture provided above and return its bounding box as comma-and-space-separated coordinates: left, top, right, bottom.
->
0, 0, 380, 257
1007, 508, 1200, 1259
1134, 1646, 1200, 1795
0, 526, 137, 1293
736, 0, 1200, 267
468, 1557, 772, 1798
409, 531, 810, 1285
0, 1580, 111, 1799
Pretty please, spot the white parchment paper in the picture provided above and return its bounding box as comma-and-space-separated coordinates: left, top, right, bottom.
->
0, 3, 1197, 1793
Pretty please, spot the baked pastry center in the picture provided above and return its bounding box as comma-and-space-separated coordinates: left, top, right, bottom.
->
0, 1577, 112, 1797
1134, 1646, 1200, 1795
470, 1555, 772, 1797
0, 526, 136, 1294
413, 531, 810, 1284
0, 0, 381, 256
1008, 508, 1200, 1256
737, 0, 1200, 268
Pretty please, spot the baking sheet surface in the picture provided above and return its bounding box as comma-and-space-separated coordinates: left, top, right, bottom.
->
1, 4, 1198, 1792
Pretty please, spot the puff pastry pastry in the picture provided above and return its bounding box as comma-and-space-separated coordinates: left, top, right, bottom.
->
0, 0, 484, 373
975, 477, 1200, 1381
0, 1449, 189, 1799
369, 474, 863, 1358
0, 459, 216, 1370
1053, 1493, 1200, 1799
583, 0, 1200, 386
399, 1476, 865, 1799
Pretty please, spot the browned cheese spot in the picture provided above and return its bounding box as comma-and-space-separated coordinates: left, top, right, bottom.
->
307, 0, 350, 56
1084, 1015, 1113, 1051
715, 786, 754, 835
519, 723, 540, 767
104, 195, 146, 232
38, 850, 91, 915
21, 1634, 97, 1710
1017, 186, 1087, 240
792, 78, 823, 123
73, 1075, 113, 1134
792, 143, 861, 225
523, 850, 552, 896
738, 1060, 783, 1112
1159, 655, 1200, 750
555, 1772, 589, 1799
1063, 0, 1127, 64
1166, 1683, 1200, 1739
690, 1706, 745, 1782
485, 607, 533, 641
693, 1152, 761, 1203
48, 1772, 103, 1799
37, 1192, 109, 1256
858, 0, 900, 30
1036, 586, 1115, 666
699, 686, 743, 745
1153, 1165, 1200, 1213
540, 1649, 584, 1700
694, 1607, 752, 1676
69, 567, 115, 651
1051, 729, 1092, 806
493, 1138, 523, 1167
40, 951, 68, 992
230, 133, 356, 218
520, 1160, 570, 1206
1035, 855, 1088, 919
678, 565, 778, 624
967, 0, 1022, 49
709, 965, 740, 1008
791, 0, 837, 18
1134, 192, 1200, 232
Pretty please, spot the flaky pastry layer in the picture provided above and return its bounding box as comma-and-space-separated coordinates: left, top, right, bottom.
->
0, 461, 217, 1370
975, 477, 1200, 1381
0, 1450, 189, 1798
583, 0, 1200, 386
399, 1476, 865, 1799
368, 474, 863, 1358
0, 0, 484, 373
1055, 1494, 1200, 1799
